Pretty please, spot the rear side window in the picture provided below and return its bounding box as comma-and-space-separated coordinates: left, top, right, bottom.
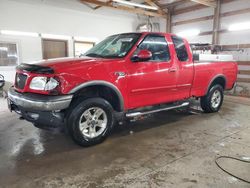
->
171, 36, 188, 61
134, 35, 170, 62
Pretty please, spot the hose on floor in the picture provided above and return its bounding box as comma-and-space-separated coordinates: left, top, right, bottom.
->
215, 156, 250, 184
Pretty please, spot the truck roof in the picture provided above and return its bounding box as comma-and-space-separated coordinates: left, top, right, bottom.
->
112, 32, 176, 37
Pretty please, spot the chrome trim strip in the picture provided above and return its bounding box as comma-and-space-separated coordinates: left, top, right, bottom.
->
126, 102, 190, 118
8, 87, 73, 111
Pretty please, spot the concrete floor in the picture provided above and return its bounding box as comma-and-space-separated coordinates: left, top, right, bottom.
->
0, 96, 250, 188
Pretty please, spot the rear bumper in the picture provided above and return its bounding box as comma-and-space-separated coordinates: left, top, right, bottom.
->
8, 87, 73, 111
7, 87, 73, 129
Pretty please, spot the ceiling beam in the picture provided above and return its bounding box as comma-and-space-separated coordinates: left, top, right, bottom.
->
160, 0, 187, 9
93, 5, 102, 10
81, 2, 100, 10
190, 0, 216, 7
80, 0, 166, 18
144, 0, 168, 14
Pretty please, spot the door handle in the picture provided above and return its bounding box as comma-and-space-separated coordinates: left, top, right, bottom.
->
169, 68, 177, 72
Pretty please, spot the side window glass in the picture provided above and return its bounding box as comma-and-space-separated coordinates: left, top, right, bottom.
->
134, 35, 170, 62
171, 36, 189, 61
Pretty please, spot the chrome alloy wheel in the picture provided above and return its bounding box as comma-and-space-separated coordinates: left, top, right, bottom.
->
79, 107, 107, 138
211, 90, 221, 108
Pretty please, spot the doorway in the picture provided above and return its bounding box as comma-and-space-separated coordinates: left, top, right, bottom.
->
42, 39, 68, 59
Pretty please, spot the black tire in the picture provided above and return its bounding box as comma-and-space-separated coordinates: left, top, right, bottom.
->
200, 84, 224, 113
67, 98, 115, 147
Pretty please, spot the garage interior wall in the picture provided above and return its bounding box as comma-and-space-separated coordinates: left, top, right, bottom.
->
172, 0, 250, 97
0, 0, 166, 87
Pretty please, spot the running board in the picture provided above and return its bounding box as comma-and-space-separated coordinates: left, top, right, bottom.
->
126, 102, 190, 118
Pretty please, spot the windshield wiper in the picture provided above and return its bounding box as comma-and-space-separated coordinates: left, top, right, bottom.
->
85, 53, 104, 58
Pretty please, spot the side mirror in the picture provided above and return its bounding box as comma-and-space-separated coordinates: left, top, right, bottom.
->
131, 49, 152, 62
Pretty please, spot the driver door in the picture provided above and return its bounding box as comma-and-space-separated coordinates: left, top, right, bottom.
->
126, 34, 178, 109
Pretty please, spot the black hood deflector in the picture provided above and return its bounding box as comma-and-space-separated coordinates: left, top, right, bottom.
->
16, 63, 54, 74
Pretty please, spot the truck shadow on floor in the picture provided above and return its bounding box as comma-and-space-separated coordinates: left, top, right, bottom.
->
111, 106, 204, 138
111, 98, 236, 138
5, 107, 204, 162
10, 107, 204, 158
5, 100, 236, 160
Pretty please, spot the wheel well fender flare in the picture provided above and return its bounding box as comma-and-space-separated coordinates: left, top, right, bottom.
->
68, 80, 124, 111
206, 74, 227, 94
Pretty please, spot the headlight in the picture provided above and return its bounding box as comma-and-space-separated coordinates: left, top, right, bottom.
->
45, 78, 59, 90
30, 76, 59, 91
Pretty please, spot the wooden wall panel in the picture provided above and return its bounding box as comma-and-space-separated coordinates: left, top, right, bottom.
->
238, 70, 250, 75
237, 61, 250, 83
237, 78, 250, 83
172, 15, 213, 26
172, 7, 250, 26
238, 61, 250, 66
173, 0, 234, 16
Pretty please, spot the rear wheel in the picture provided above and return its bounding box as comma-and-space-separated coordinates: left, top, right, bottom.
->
67, 98, 115, 146
200, 84, 224, 113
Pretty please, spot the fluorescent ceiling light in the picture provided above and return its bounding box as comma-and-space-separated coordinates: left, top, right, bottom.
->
74, 36, 99, 42
177, 29, 200, 37
41, 33, 71, 40
228, 22, 250, 31
0, 30, 39, 37
113, 0, 158, 10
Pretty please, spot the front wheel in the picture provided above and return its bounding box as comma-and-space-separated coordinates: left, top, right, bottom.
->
200, 84, 224, 113
67, 98, 115, 147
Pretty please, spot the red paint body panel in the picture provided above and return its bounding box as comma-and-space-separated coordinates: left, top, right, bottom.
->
14, 32, 238, 111
191, 61, 238, 97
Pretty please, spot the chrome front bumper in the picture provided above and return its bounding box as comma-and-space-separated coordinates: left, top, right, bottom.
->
8, 87, 73, 111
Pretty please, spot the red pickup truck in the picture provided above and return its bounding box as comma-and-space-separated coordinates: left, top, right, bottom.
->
8, 32, 238, 146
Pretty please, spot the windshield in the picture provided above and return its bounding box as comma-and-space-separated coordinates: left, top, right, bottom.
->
84, 33, 141, 58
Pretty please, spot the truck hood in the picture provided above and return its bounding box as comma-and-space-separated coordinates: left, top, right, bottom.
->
22, 57, 123, 74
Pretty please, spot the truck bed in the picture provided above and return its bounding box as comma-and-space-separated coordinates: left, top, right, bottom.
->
191, 59, 238, 97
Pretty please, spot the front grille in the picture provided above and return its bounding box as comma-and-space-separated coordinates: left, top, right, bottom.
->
15, 73, 27, 90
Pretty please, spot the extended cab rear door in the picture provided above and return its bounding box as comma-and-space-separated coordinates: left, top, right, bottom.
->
126, 34, 178, 109
171, 36, 194, 99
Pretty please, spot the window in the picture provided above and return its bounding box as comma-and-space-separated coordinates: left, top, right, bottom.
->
0, 42, 18, 66
134, 35, 170, 62
74, 41, 94, 57
171, 36, 189, 61
42, 39, 68, 59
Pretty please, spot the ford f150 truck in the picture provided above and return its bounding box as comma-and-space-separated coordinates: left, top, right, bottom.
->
7, 32, 238, 146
